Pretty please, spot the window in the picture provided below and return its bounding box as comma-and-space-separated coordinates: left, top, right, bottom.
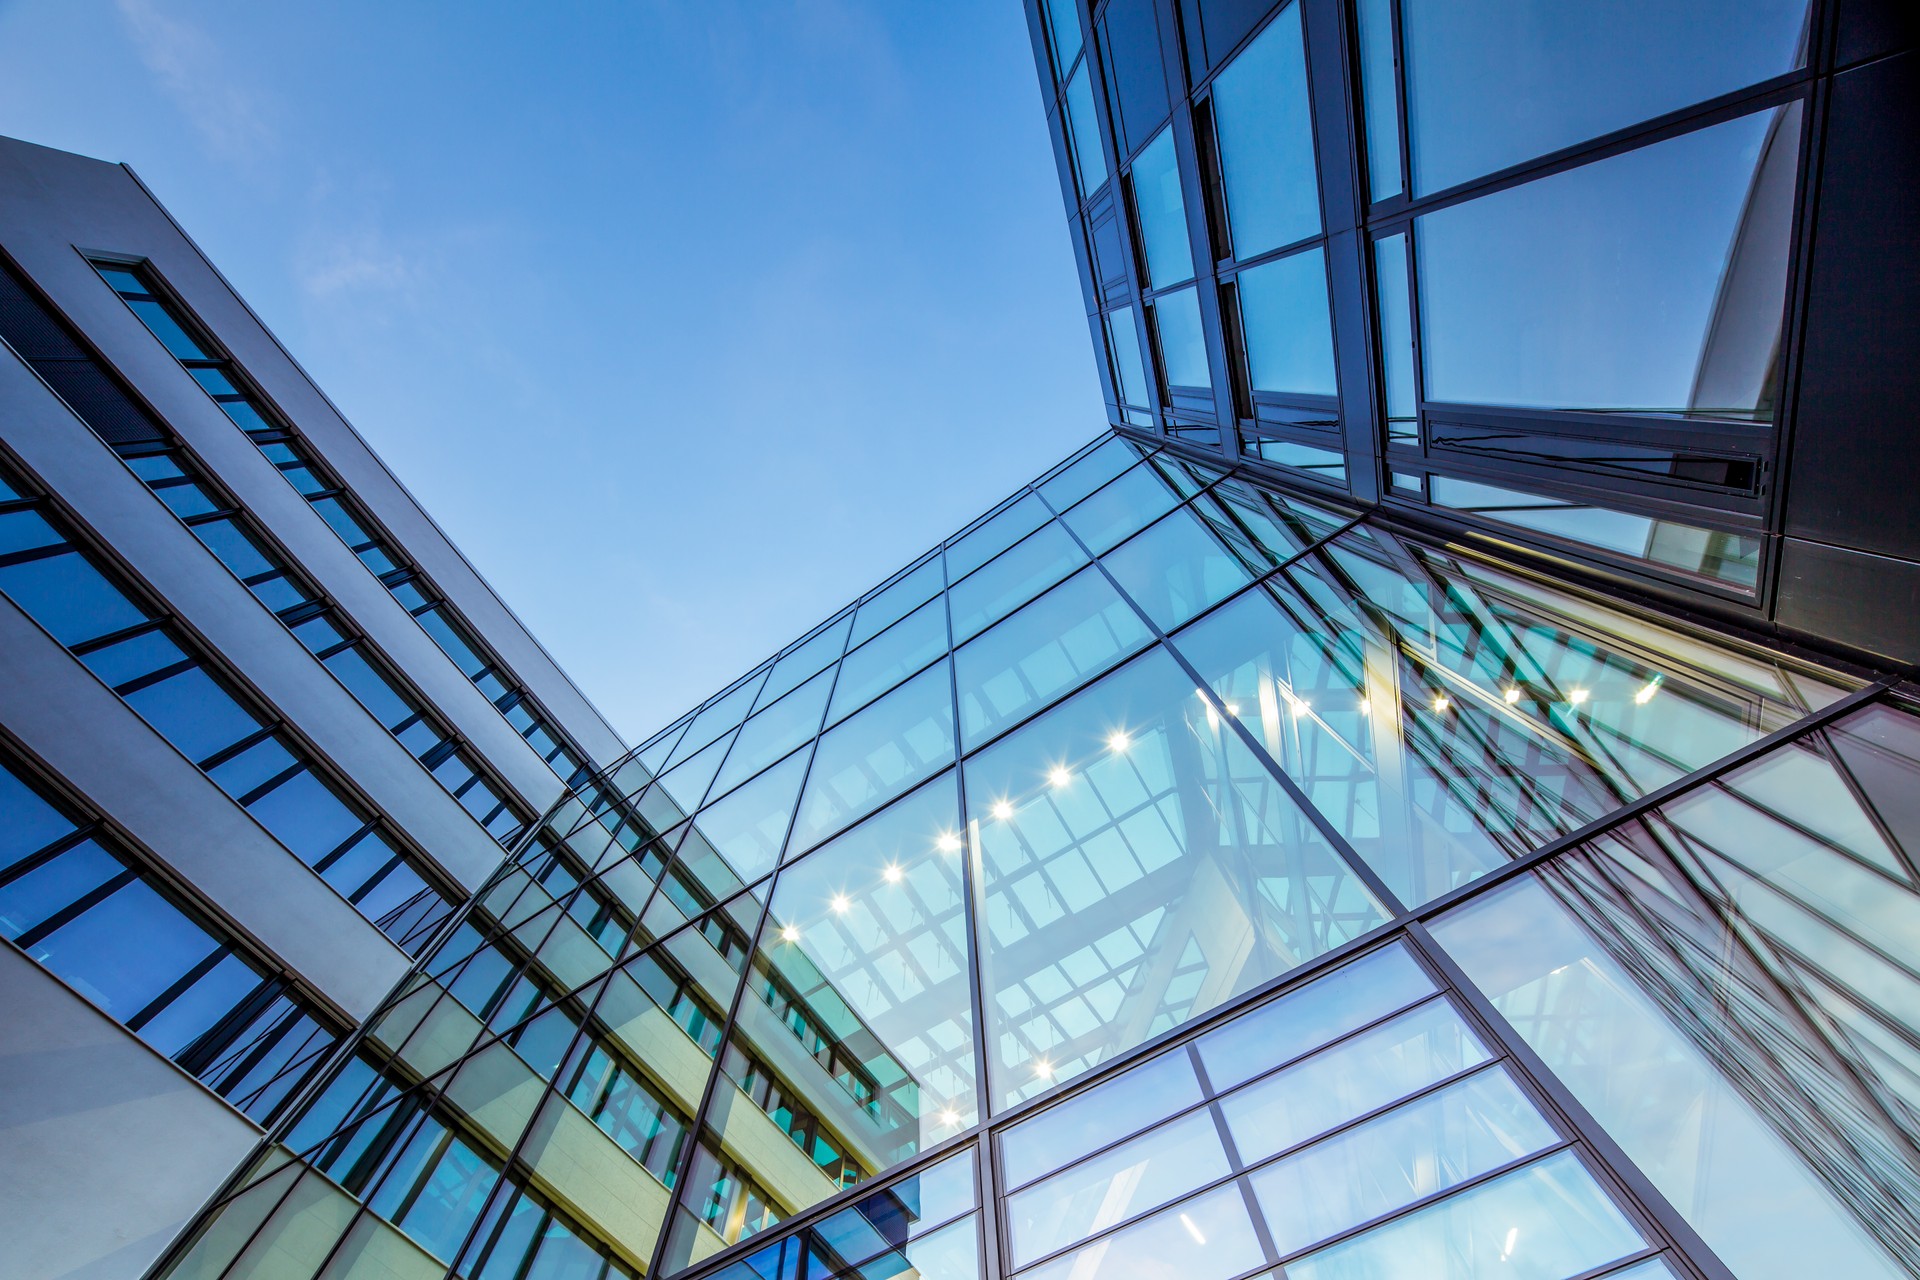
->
1209, 2, 1319, 259
1130, 128, 1192, 289
1237, 246, 1336, 397
1151, 286, 1210, 389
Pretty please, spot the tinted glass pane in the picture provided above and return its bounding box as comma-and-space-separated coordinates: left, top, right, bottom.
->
1099, 508, 1256, 630
1374, 234, 1417, 438
192, 517, 277, 581
1356, 0, 1404, 200
789, 662, 955, 858
676, 670, 770, 764
1108, 308, 1151, 409
248, 769, 365, 866
711, 667, 834, 797
30, 877, 220, 1019
1039, 436, 1142, 511
1153, 286, 1210, 388
948, 494, 1050, 583
999, 1049, 1204, 1189
0, 550, 149, 648
1008, 1109, 1229, 1267
851, 556, 943, 646
758, 613, 851, 710
1020, 1184, 1263, 1280
1402, 0, 1809, 194
1131, 128, 1193, 288
955, 566, 1151, 750
122, 665, 263, 765
1065, 65, 1107, 199
1045, 0, 1083, 79
325, 646, 417, 733
830, 597, 948, 724
967, 648, 1385, 1107
1211, 3, 1320, 257
1419, 104, 1802, 420
127, 297, 209, 359
949, 524, 1088, 643
1060, 465, 1181, 554
654, 729, 736, 817
1238, 246, 1337, 396
0, 762, 75, 872
1285, 1151, 1643, 1280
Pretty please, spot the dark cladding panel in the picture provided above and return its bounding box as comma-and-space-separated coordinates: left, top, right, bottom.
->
1786, 50, 1920, 563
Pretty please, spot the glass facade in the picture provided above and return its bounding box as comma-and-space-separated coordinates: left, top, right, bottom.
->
159, 432, 1919, 1280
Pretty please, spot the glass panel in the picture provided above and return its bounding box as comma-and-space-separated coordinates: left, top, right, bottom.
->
0, 762, 75, 872
1102, 310, 1151, 418
1356, 0, 1404, 200
830, 597, 949, 725
1429, 475, 1762, 590
1018, 1184, 1263, 1280
1245, 435, 1348, 485
1132, 128, 1193, 288
1217, 998, 1491, 1164
967, 647, 1386, 1107
758, 613, 851, 711
684, 749, 810, 890
1239, 246, 1337, 396
712, 667, 834, 797
948, 494, 1051, 584
852, 556, 943, 647
676, 670, 770, 766
1168, 525, 1852, 907
949, 524, 1088, 643
1402, 0, 1810, 194
1065, 65, 1106, 200
1062, 465, 1183, 557
1284, 1150, 1643, 1280
1195, 941, 1435, 1091
1153, 286, 1210, 389
1045, 0, 1083, 80
1250, 1066, 1559, 1256
789, 661, 956, 858
652, 728, 736, 818
1038, 436, 1142, 512
699, 775, 976, 1234
1000, 1048, 1204, 1189
0, 549, 150, 648
122, 665, 264, 766
1007, 1109, 1230, 1267
1433, 721, 1920, 1280
1374, 234, 1417, 441
1100, 508, 1256, 631
1211, 2, 1320, 258
1418, 104, 1802, 421
955, 566, 1152, 750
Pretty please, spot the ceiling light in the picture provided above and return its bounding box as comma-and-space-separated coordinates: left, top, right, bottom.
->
883, 863, 903, 883
991, 800, 1015, 821
1432, 695, 1450, 713
1356, 698, 1370, 715
1224, 701, 1240, 715
936, 831, 962, 853
1286, 695, 1310, 716
1635, 679, 1660, 705
1180, 1213, 1207, 1245
1503, 687, 1521, 704
830, 894, 851, 914
1107, 730, 1131, 753
938, 1108, 961, 1127
1048, 766, 1072, 789
780, 925, 801, 943
1033, 1059, 1053, 1079
1569, 688, 1590, 705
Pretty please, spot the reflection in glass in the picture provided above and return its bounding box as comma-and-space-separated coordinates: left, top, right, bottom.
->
1419, 105, 1803, 420
1434, 706, 1920, 1279
1132, 128, 1193, 288
1285, 1150, 1643, 1279
967, 647, 1386, 1107
711, 667, 835, 797
759, 614, 851, 711
830, 597, 948, 725
682, 749, 810, 892
1060, 465, 1182, 555
1238, 246, 1337, 397
1107, 307, 1152, 414
1169, 526, 1850, 906
1019, 1184, 1263, 1280
1008, 1109, 1229, 1267
1210, 1, 1320, 258
1219, 998, 1491, 1164
1153, 287, 1210, 389
790, 662, 955, 858
948, 493, 1051, 583
1400, 0, 1809, 195
1250, 1066, 1557, 1255
683, 776, 975, 1261
956, 566, 1151, 750
1356, 0, 1403, 200
1039, 435, 1145, 512
1429, 475, 1762, 590
852, 556, 943, 648
999, 1049, 1205, 1189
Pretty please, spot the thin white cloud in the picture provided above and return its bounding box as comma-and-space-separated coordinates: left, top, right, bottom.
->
297, 228, 422, 300
115, 0, 275, 162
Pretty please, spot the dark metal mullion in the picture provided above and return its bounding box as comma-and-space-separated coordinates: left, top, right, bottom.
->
126, 942, 239, 1032
1403, 921, 1738, 1280
12, 866, 139, 950
1032, 481, 1408, 915
0, 822, 102, 890
643, 602, 860, 1280
1186, 1043, 1285, 1270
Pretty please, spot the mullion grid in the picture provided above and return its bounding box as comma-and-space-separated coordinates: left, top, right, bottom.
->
193, 432, 1889, 1280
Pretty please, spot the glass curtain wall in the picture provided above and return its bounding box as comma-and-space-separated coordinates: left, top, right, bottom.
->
156, 432, 1918, 1280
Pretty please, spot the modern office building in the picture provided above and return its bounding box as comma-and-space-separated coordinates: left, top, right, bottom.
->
2, 2, 1918, 1280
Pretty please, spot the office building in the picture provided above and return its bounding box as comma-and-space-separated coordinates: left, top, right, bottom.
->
2, 1, 1918, 1279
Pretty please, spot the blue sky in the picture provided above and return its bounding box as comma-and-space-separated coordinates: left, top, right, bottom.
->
0, 0, 1100, 741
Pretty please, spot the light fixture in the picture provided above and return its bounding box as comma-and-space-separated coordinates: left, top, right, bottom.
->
1356, 698, 1370, 715
1286, 695, 1310, 716
1107, 730, 1131, 753
1179, 1213, 1207, 1246
1432, 695, 1450, 713
991, 800, 1015, 821
1224, 701, 1240, 715
883, 863, 903, 883
1504, 687, 1522, 704
938, 1108, 961, 1127
1500, 1226, 1519, 1261
830, 894, 851, 914
1033, 1059, 1054, 1079
1635, 679, 1661, 705
780, 925, 801, 943
1569, 688, 1590, 705
936, 831, 963, 853
1048, 766, 1072, 789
